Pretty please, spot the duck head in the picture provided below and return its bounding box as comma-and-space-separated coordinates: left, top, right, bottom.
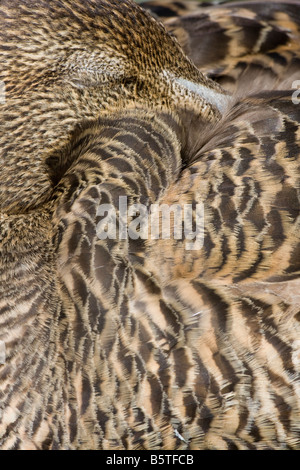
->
0, 0, 229, 213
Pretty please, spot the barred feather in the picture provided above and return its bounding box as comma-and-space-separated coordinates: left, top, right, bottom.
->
0, 0, 299, 450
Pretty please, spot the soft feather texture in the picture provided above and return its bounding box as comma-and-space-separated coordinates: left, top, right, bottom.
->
0, 0, 299, 450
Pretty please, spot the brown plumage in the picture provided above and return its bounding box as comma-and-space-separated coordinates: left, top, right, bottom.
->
0, 0, 299, 450
144, 0, 300, 92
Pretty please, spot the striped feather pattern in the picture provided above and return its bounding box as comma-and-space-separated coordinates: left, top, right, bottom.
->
145, 0, 300, 92
0, 0, 299, 450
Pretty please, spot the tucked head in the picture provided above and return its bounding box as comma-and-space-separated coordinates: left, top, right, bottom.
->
0, 0, 228, 213
0, 0, 227, 108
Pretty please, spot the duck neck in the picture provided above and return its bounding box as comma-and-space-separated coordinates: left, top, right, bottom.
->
54, 109, 184, 212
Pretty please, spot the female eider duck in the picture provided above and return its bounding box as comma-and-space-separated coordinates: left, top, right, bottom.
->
0, 0, 299, 450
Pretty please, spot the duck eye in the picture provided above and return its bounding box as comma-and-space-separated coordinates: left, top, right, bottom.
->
122, 77, 136, 86
65, 50, 127, 88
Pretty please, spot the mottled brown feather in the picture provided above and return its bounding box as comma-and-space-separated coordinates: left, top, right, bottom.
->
0, 0, 299, 450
